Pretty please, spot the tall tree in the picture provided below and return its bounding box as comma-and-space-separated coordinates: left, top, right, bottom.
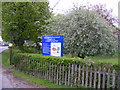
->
47, 6, 118, 58
2, 2, 51, 49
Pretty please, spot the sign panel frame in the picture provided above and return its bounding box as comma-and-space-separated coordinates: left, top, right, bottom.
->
42, 35, 64, 57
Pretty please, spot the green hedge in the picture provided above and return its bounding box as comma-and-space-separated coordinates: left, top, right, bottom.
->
13, 53, 120, 71
12, 53, 120, 88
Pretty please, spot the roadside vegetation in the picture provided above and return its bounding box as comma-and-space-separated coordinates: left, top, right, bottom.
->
2, 49, 82, 88
2, 48, 119, 88
11, 71, 79, 88
1, 1, 119, 89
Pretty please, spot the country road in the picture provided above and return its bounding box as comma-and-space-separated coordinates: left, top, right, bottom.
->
0, 46, 45, 89
0, 46, 8, 53
0, 46, 12, 89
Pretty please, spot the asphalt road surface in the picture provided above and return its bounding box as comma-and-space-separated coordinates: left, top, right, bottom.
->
0, 46, 8, 53
0, 46, 12, 89
0, 46, 13, 89
0, 46, 45, 89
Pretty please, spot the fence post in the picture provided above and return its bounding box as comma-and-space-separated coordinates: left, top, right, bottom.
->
93, 68, 97, 88
68, 64, 71, 86
112, 70, 116, 88
77, 65, 81, 87
71, 63, 74, 87
89, 67, 92, 87
54, 64, 57, 83
59, 64, 62, 85
118, 70, 120, 89
64, 66, 67, 85
74, 64, 77, 86
56, 64, 59, 84
82, 66, 85, 86
45, 62, 47, 80
85, 67, 88, 87
107, 69, 111, 88
102, 68, 106, 88
98, 68, 101, 88
62, 65, 65, 85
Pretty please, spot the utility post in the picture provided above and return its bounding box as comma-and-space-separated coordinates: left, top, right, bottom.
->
9, 31, 13, 65
118, 1, 120, 89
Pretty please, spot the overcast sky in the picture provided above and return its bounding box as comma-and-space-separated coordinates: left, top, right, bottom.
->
48, 0, 120, 18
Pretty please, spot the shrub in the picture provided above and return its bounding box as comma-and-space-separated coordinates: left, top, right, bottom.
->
13, 53, 119, 71
12, 53, 119, 88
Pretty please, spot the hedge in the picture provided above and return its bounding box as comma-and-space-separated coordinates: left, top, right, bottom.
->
12, 53, 120, 72
12, 53, 120, 88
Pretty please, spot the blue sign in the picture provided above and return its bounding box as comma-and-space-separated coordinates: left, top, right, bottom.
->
42, 35, 64, 57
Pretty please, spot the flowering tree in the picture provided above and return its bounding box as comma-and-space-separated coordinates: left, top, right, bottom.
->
47, 6, 117, 58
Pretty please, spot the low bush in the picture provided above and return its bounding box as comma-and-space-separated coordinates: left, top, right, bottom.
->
13, 53, 119, 71
12, 53, 119, 88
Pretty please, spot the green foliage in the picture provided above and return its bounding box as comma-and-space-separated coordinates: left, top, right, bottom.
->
11, 70, 79, 88
2, 49, 11, 68
13, 53, 119, 71
47, 6, 118, 57
12, 53, 119, 88
2, 49, 80, 88
2, 2, 51, 48
22, 47, 40, 53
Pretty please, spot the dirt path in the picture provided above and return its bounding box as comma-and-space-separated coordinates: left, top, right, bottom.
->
1, 65, 46, 88
0, 46, 46, 89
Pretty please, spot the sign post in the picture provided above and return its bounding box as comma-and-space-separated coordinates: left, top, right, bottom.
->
42, 35, 64, 57
9, 31, 13, 65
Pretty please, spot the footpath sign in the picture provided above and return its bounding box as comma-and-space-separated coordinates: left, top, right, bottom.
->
42, 35, 64, 57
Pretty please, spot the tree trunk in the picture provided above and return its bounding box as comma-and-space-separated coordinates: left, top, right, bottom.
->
72, 50, 75, 57
78, 52, 85, 59
13, 38, 24, 50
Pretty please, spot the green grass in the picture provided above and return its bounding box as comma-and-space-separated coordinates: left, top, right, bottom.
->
64, 54, 118, 65
87, 56, 118, 65
11, 70, 81, 88
2, 49, 13, 68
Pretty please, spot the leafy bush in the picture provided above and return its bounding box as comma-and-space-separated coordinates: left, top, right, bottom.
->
13, 53, 119, 71
13, 53, 119, 88
47, 6, 118, 57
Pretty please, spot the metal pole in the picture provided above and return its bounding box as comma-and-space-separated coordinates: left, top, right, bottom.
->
118, 70, 120, 89
10, 31, 12, 65
118, 2, 120, 89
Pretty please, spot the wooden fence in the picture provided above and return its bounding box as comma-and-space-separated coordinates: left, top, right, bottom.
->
17, 59, 117, 88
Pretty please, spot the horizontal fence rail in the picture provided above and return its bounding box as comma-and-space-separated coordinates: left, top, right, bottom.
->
14, 58, 117, 88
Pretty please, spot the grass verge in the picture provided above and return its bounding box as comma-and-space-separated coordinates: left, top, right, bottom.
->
2, 49, 13, 68
11, 70, 80, 88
